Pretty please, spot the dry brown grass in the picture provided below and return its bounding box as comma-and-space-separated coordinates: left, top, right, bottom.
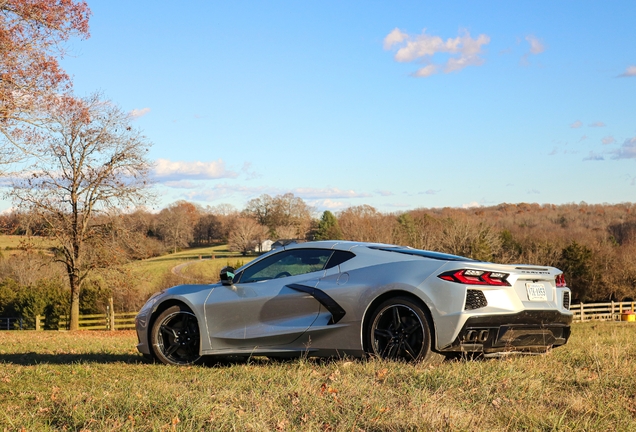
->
1, 322, 636, 431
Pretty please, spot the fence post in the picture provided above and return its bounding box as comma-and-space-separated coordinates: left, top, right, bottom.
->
35, 315, 41, 331
109, 297, 115, 331
611, 301, 615, 321
580, 302, 584, 321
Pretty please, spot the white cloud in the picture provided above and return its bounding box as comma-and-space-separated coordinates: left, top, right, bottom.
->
583, 151, 604, 161
292, 187, 371, 199
525, 35, 546, 54
153, 159, 238, 181
413, 65, 438, 77
527, 189, 541, 194
520, 35, 546, 65
309, 199, 348, 211
384, 28, 490, 77
376, 190, 394, 197
184, 183, 268, 202
444, 54, 485, 73
618, 66, 636, 77
570, 120, 583, 128
462, 201, 481, 209
612, 137, 636, 159
602, 136, 616, 145
579, 135, 588, 142
241, 162, 261, 180
589, 121, 606, 127
383, 28, 408, 50
129, 108, 151, 119
164, 180, 198, 189
548, 147, 559, 155
419, 189, 440, 195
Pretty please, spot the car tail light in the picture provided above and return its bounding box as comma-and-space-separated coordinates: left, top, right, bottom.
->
555, 274, 567, 287
438, 269, 511, 286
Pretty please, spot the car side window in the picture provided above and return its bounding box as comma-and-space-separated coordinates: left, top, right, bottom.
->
239, 249, 334, 283
325, 250, 355, 269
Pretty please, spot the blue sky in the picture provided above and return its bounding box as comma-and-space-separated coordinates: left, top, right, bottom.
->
20, 1, 636, 213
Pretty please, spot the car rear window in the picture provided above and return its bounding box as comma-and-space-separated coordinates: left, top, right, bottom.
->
369, 246, 476, 262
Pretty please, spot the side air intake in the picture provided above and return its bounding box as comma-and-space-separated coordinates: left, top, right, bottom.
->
563, 291, 570, 310
465, 289, 488, 310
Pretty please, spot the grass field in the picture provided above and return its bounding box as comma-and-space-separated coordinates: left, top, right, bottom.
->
0, 234, 56, 257
1, 322, 635, 431
124, 244, 253, 296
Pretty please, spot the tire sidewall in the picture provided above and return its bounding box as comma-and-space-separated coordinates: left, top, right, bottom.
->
150, 305, 202, 366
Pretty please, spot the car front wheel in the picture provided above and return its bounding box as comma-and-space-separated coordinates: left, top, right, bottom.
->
366, 297, 432, 362
150, 305, 202, 365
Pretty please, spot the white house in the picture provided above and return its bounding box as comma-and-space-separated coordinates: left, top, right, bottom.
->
254, 239, 273, 253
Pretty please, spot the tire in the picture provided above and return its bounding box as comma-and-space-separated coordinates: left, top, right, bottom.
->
150, 305, 202, 366
365, 296, 432, 362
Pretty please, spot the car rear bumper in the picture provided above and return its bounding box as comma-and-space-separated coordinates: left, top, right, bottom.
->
438, 310, 572, 354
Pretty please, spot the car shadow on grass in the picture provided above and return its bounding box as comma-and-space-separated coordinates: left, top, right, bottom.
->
0, 352, 146, 365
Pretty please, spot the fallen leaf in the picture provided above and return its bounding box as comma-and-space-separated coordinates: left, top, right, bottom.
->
375, 368, 388, 382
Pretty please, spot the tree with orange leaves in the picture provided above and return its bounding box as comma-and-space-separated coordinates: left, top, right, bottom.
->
0, 0, 91, 163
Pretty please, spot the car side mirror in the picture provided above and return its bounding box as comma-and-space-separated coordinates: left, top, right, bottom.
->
220, 266, 235, 286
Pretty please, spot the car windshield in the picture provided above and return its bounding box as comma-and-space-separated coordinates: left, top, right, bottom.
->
369, 246, 476, 262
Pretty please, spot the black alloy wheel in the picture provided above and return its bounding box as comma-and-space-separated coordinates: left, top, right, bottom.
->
150, 305, 202, 365
367, 297, 432, 362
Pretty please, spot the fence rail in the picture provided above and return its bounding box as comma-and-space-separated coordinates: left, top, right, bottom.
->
571, 301, 636, 322
56, 311, 136, 331
0, 317, 23, 330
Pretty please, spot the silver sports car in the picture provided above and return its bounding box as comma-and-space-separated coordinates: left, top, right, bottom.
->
135, 241, 573, 365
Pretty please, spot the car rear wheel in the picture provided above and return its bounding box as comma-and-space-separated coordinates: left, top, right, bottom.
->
366, 297, 432, 362
150, 305, 202, 366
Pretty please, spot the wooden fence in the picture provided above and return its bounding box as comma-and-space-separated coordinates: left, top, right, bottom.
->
33, 297, 137, 331
10, 300, 636, 331
570, 301, 636, 322
55, 312, 137, 331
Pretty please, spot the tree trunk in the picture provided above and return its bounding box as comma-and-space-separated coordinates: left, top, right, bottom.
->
69, 274, 81, 331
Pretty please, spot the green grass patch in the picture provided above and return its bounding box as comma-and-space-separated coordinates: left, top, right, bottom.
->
123, 245, 254, 295
1, 322, 636, 430
0, 235, 56, 256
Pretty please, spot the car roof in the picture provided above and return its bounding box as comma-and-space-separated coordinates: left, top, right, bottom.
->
282, 240, 397, 251
282, 240, 474, 261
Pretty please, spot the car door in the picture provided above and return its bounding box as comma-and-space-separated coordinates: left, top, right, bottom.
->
204, 248, 334, 349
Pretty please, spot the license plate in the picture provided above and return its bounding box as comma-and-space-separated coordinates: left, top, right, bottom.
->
526, 283, 547, 301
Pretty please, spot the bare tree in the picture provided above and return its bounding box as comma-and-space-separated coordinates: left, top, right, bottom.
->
5, 93, 153, 330
338, 205, 394, 243
229, 217, 268, 255
244, 193, 313, 238
156, 201, 199, 253
274, 225, 298, 240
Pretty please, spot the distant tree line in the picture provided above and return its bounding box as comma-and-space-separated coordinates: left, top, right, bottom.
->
2, 198, 636, 303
